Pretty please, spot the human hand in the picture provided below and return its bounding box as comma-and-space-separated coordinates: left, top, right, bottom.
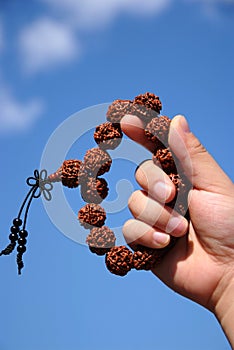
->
121, 114, 234, 345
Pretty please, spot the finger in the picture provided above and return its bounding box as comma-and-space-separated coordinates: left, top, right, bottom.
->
128, 190, 188, 237
123, 218, 170, 248
135, 159, 176, 203
169, 115, 233, 194
121, 114, 156, 153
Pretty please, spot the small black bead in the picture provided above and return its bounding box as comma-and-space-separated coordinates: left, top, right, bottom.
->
9, 233, 18, 242
13, 218, 23, 227
10, 226, 19, 234
19, 229, 28, 238
18, 237, 27, 245
17, 245, 26, 253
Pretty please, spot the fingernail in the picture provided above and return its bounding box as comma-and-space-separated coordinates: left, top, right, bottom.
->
135, 159, 151, 175
179, 116, 190, 133
153, 182, 171, 201
153, 232, 170, 246
121, 114, 133, 123
166, 216, 187, 234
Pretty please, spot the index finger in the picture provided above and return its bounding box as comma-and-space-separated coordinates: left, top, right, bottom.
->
121, 114, 156, 153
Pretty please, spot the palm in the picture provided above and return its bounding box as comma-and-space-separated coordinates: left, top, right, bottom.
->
153, 187, 234, 310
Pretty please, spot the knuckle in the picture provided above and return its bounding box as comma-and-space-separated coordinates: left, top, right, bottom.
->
189, 137, 207, 157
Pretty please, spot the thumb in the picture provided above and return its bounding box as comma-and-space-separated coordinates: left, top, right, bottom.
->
169, 115, 232, 194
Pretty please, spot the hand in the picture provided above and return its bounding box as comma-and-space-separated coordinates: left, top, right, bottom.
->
121, 114, 234, 346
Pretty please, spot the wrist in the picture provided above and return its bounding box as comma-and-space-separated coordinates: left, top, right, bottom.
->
212, 270, 234, 347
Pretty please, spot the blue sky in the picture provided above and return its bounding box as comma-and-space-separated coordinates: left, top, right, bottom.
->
0, 0, 234, 349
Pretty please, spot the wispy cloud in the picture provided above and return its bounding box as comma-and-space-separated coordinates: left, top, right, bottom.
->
41, 0, 173, 30
3, 1, 172, 134
1, 0, 231, 135
18, 17, 80, 74
17, 0, 171, 74
41, 0, 172, 29
0, 86, 44, 133
0, 19, 44, 134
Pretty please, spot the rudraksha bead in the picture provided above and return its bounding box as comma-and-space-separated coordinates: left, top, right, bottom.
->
106, 99, 133, 123
83, 148, 112, 177
94, 122, 123, 150
77, 163, 89, 185
133, 245, 161, 270
130, 104, 158, 125
86, 226, 116, 256
78, 203, 106, 229
132, 92, 162, 124
133, 92, 162, 113
167, 198, 187, 216
105, 246, 133, 276
61, 160, 82, 188
167, 173, 190, 216
169, 173, 188, 196
153, 148, 177, 174
81, 177, 109, 204
145, 116, 171, 147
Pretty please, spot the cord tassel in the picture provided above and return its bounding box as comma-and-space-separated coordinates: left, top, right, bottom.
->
0, 169, 53, 274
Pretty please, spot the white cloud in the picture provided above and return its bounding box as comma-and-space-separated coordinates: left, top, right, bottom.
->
0, 87, 44, 133
19, 17, 79, 73
41, 0, 172, 30
18, 1, 171, 74
0, 20, 44, 134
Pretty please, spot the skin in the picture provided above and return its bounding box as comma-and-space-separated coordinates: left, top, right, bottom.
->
121, 114, 234, 347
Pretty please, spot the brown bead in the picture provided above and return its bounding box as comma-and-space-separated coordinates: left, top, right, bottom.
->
133, 92, 162, 113
132, 236, 179, 271
169, 173, 188, 196
61, 160, 82, 188
106, 99, 133, 123
78, 203, 106, 229
133, 245, 161, 270
81, 177, 109, 204
94, 122, 123, 150
77, 163, 89, 185
167, 173, 191, 216
105, 246, 133, 276
132, 92, 162, 124
153, 148, 177, 174
83, 148, 112, 177
86, 226, 116, 256
130, 104, 158, 125
145, 116, 171, 148
167, 198, 187, 216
